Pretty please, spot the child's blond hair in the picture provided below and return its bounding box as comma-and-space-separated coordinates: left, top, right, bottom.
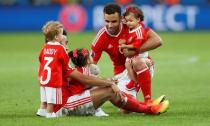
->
42, 21, 63, 41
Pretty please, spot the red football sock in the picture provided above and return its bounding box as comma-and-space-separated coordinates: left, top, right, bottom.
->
136, 67, 151, 102
113, 93, 152, 114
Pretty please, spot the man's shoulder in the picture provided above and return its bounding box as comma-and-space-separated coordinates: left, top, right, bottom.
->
92, 27, 108, 46
96, 27, 107, 37
122, 23, 129, 30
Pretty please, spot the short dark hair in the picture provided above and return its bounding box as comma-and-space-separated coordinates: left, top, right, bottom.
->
103, 3, 121, 16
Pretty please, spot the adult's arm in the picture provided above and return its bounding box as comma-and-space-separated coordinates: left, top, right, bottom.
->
139, 29, 162, 53
69, 70, 121, 94
69, 70, 114, 87
91, 29, 105, 64
123, 29, 162, 57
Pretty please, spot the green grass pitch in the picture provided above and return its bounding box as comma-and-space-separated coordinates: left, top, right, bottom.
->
0, 31, 210, 126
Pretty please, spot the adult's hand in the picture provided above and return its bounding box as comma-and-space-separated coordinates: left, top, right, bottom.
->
111, 84, 123, 99
122, 48, 136, 58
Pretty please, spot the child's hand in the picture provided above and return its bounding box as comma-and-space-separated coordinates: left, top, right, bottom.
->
119, 44, 126, 54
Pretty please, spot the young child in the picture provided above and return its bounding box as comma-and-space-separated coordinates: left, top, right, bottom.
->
68, 48, 109, 117
36, 21, 69, 118
119, 6, 157, 104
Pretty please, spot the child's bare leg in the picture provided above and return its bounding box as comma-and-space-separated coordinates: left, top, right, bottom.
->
36, 102, 47, 117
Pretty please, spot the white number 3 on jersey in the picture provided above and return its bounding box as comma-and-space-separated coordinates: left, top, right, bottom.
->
40, 57, 53, 85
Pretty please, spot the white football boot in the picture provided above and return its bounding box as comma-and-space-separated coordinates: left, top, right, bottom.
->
36, 108, 46, 117
46, 112, 57, 118
94, 108, 109, 117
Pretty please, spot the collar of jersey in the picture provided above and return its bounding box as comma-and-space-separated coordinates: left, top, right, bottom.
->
47, 42, 61, 45
129, 25, 142, 33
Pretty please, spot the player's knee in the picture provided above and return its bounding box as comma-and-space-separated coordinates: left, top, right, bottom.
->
103, 86, 115, 98
105, 86, 121, 100
132, 58, 147, 71
132, 58, 144, 65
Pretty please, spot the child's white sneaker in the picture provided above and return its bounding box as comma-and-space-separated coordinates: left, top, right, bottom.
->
36, 109, 46, 117
94, 108, 109, 117
46, 112, 57, 118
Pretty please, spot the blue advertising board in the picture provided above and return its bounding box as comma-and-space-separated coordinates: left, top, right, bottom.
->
0, 4, 210, 32
0, 6, 60, 31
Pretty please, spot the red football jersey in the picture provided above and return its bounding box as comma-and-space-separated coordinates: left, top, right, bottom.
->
68, 67, 90, 96
91, 23, 129, 75
91, 23, 151, 75
125, 24, 148, 49
61, 67, 89, 106
38, 42, 69, 88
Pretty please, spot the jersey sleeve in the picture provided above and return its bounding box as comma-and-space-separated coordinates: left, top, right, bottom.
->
64, 65, 75, 79
38, 48, 44, 77
130, 38, 143, 49
128, 30, 144, 49
91, 31, 105, 63
140, 22, 151, 33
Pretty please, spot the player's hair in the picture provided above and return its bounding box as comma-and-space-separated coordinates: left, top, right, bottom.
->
103, 3, 121, 16
123, 5, 144, 21
68, 48, 89, 67
45, 29, 67, 43
42, 21, 63, 41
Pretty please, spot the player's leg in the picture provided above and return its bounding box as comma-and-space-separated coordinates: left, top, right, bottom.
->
90, 86, 161, 114
125, 60, 138, 90
143, 57, 166, 105
45, 87, 62, 118
146, 57, 155, 78
89, 87, 109, 117
113, 68, 166, 113
115, 70, 137, 98
133, 57, 165, 105
91, 86, 169, 115
62, 87, 113, 116
90, 87, 116, 109
110, 92, 169, 114
132, 57, 152, 102
36, 86, 47, 117
63, 86, 169, 115
135, 57, 154, 92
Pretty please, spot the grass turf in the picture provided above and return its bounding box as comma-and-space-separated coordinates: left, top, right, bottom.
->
0, 31, 210, 126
